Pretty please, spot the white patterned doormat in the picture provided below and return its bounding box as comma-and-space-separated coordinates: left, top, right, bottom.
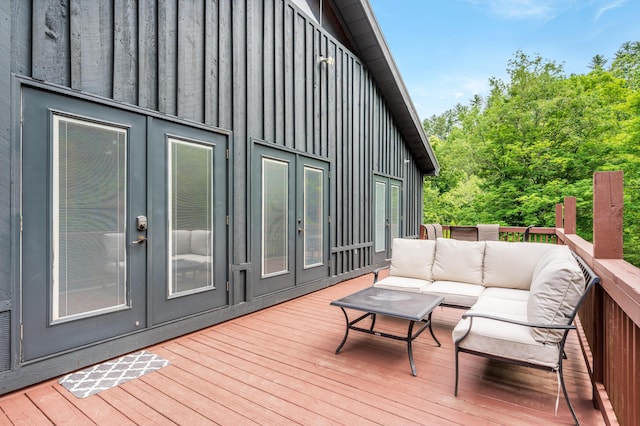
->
59, 350, 170, 398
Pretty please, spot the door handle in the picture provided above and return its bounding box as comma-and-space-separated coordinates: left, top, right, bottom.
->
298, 227, 304, 233
131, 235, 147, 244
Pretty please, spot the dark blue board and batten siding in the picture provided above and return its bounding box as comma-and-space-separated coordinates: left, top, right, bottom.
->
0, 0, 427, 393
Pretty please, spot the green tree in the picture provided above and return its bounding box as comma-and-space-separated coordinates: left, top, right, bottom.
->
423, 46, 640, 266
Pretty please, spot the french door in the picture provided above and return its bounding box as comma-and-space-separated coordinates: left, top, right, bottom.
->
252, 145, 330, 297
20, 86, 228, 361
373, 175, 403, 264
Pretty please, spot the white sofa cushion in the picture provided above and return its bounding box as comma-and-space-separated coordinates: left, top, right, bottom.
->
472, 293, 528, 317
527, 248, 585, 343
373, 276, 431, 293
390, 238, 436, 281
483, 241, 557, 290
452, 310, 561, 369
424, 281, 484, 307
172, 230, 192, 255
432, 238, 485, 285
191, 230, 212, 256
480, 287, 530, 302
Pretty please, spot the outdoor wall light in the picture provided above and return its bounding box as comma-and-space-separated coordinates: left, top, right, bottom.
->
319, 55, 334, 65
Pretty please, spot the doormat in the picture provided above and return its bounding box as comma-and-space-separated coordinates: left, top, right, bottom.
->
58, 350, 170, 398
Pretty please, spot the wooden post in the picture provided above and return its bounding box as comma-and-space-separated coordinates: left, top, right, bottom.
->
564, 197, 576, 234
593, 171, 624, 259
555, 203, 563, 229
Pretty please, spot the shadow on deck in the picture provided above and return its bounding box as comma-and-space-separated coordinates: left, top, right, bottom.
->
0, 273, 604, 425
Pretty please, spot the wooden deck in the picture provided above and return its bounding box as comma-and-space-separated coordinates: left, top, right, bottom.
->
0, 273, 604, 425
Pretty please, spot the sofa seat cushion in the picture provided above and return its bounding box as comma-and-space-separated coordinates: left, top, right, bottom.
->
173, 254, 212, 264
471, 294, 528, 317
452, 310, 561, 369
390, 238, 436, 281
480, 287, 530, 302
423, 281, 484, 307
483, 241, 557, 290
373, 276, 431, 293
527, 247, 585, 343
432, 238, 485, 285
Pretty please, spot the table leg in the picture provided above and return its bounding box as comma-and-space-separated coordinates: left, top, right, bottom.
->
407, 320, 417, 376
426, 312, 441, 347
335, 307, 350, 354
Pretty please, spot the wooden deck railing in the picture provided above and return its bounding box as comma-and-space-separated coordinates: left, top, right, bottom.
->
422, 171, 638, 425
556, 171, 639, 426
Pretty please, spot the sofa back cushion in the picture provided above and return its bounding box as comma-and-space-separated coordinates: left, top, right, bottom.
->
172, 230, 192, 255
390, 238, 436, 281
527, 246, 585, 343
483, 241, 557, 289
191, 230, 212, 256
432, 238, 485, 285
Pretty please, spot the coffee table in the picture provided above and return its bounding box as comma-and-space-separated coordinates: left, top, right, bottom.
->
330, 287, 443, 376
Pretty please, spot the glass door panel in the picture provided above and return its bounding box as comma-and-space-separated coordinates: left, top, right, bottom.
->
374, 181, 387, 254
52, 116, 128, 321
262, 158, 289, 277
390, 183, 401, 242
168, 139, 214, 297
303, 166, 323, 269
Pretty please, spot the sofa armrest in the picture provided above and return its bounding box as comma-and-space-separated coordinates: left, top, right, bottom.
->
455, 311, 575, 344
372, 265, 390, 283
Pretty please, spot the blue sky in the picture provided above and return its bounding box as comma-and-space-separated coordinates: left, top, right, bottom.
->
368, 0, 640, 119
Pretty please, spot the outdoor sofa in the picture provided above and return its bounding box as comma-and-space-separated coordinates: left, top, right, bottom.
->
373, 237, 599, 425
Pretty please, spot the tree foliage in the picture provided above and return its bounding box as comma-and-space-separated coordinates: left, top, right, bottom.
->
423, 45, 640, 266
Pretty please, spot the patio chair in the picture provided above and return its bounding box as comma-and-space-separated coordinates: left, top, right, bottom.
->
449, 226, 478, 241
476, 224, 499, 241
420, 223, 443, 240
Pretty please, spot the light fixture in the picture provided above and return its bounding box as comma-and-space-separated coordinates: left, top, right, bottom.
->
319, 55, 334, 65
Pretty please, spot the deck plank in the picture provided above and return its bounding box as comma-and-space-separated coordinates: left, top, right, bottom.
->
0, 273, 605, 425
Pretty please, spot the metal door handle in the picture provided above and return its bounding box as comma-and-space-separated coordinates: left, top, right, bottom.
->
131, 235, 147, 244
298, 227, 304, 233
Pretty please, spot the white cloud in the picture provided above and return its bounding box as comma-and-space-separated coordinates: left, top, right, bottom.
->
594, 0, 626, 21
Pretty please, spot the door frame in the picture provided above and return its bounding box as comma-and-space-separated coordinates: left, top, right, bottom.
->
15, 79, 234, 363
372, 174, 404, 264
250, 140, 331, 298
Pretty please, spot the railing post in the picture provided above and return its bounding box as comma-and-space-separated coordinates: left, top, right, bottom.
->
590, 171, 624, 409
555, 203, 563, 228
564, 196, 576, 234
593, 171, 624, 259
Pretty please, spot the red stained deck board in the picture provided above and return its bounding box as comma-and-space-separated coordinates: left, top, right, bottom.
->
0, 273, 605, 425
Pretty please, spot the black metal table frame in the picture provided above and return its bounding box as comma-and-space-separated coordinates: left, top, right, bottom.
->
334, 308, 441, 376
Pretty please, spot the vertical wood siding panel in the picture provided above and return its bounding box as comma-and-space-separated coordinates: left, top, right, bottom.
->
327, 42, 336, 160
293, 13, 305, 151
262, 0, 274, 141
274, 0, 283, 144
283, 4, 293, 149
32, 0, 68, 84
158, 0, 178, 115
312, 29, 320, 155
204, 0, 219, 126
247, 0, 263, 140
334, 48, 343, 273
138, 0, 158, 110
177, 0, 204, 122
352, 63, 360, 245
113, 0, 137, 104
348, 57, 354, 248
304, 22, 313, 153
232, 0, 247, 266
0, 0, 11, 298
218, 0, 232, 129
70, 0, 113, 96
